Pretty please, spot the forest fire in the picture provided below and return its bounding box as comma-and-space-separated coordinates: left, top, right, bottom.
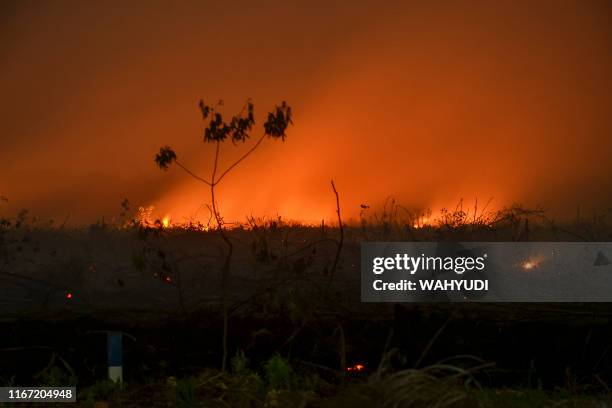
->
0, 1, 610, 226
0, 1, 611, 407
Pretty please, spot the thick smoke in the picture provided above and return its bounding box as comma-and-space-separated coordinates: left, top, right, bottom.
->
1, 0, 611, 225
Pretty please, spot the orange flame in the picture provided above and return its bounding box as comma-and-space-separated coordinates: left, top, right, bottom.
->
162, 215, 171, 228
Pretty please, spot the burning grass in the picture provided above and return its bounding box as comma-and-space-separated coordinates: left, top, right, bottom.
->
0, 201, 611, 406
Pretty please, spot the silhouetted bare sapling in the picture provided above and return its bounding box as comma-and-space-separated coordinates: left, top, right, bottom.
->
329, 180, 343, 282
155, 99, 292, 371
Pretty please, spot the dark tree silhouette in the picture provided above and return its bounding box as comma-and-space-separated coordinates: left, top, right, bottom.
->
154, 99, 292, 370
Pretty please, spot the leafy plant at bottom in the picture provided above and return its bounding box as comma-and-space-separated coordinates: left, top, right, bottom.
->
264, 353, 292, 391
176, 376, 198, 408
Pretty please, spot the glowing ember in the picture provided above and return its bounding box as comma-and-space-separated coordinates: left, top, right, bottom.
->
66, 292, 73, 300
521, 259, 539, 270
346, 363, 365, 372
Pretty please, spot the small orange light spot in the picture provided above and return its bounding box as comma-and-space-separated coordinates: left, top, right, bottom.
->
346, 363, 366, 372
66, 292, 73, 299
521, 260, 538, 270
164, 276, 172, 283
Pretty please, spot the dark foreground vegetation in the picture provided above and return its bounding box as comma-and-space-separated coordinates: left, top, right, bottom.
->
0, 203, 611, 407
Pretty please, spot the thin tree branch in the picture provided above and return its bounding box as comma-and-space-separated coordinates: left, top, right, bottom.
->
209, 140, 233, 372
210, 141, 223, 229
214, 132, 266, 185
212, 141, 221, 184
236, 98, 252, 117
175, 160, 211, 186
329, 180, 344, 281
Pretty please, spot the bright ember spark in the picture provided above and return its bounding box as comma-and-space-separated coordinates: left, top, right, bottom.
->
346, 363, 365, 372
521, 259, 538, 270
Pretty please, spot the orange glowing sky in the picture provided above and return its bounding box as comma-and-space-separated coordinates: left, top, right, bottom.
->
1, 0, 611, 225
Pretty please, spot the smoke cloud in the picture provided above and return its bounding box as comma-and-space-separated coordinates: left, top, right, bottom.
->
1, 0, 611, 224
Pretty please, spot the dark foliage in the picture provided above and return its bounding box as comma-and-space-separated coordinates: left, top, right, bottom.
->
264, 101, 292, 140
155, 146, 177, 170
200, 100, 256, 144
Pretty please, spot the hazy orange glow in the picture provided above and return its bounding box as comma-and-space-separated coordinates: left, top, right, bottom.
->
1, 1, 611, 225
